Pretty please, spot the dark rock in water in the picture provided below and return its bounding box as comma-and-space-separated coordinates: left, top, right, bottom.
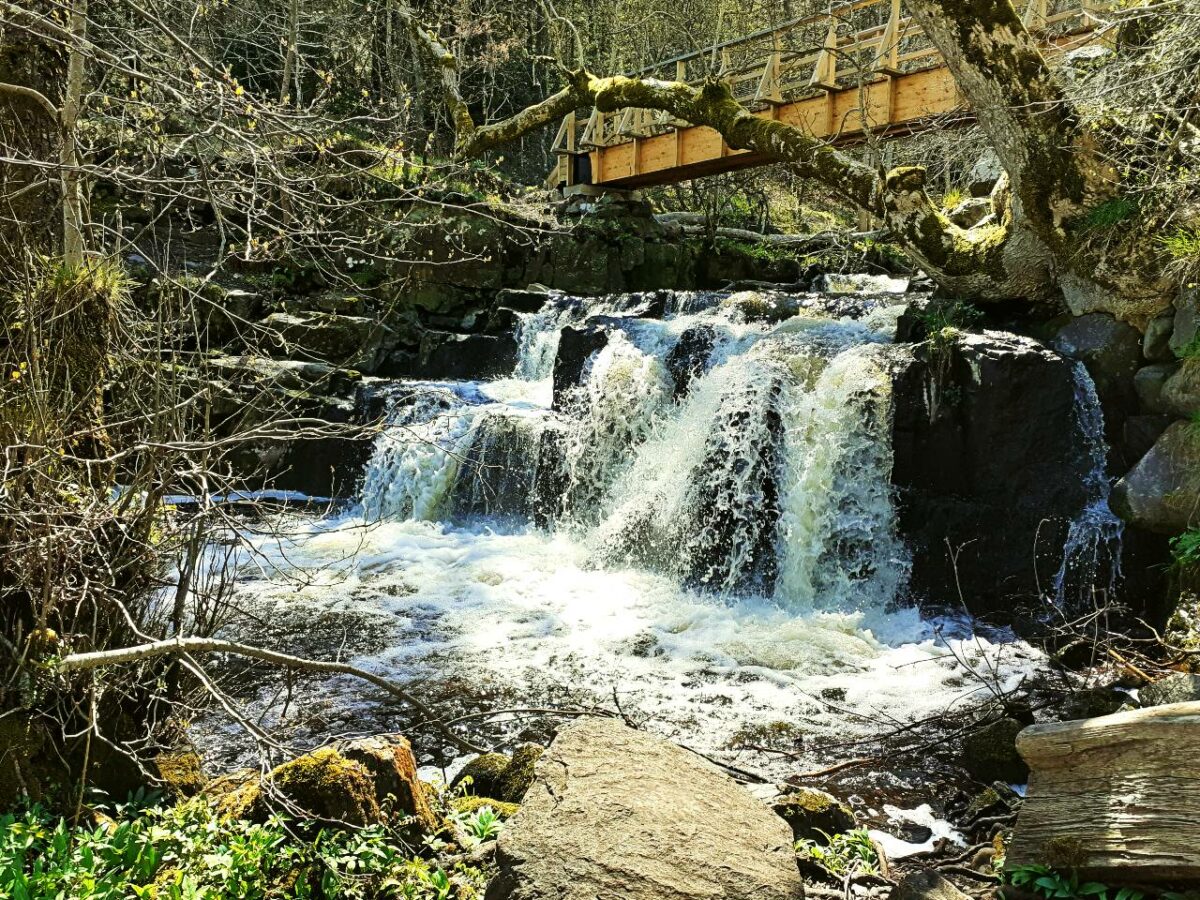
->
959, 717, 1028, 784
1140, 673, 1200, 707
487, 718, 803, 900
772, 787, 856, 842
531, 420, 569, 526
890, 333, 1085, 621
665, 324, 717, 398
453, 415, 542, 521
892, 822, 935, 844
380, 330, 518, 380
889, 869, 971, 900
552, 324, 609, 411
496, 286, 555, 313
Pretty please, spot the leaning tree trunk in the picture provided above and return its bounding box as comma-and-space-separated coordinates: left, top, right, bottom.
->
398, 0, 1176, 322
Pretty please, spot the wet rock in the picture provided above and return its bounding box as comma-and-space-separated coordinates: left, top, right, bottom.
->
665, 324, 717, 398
1123, 414, 1172, 462
496, 286, 555, 313
889, 869, 971, 900
1134, 363, 1179, 413
773, 787, 856, 841
1144, 314, 1176, 363
890, 332, 1091, 621
1111, 421, 1200, 533
947, 197, 994, 229
1140, 673, 1200, 707
721, 290, 800, 323
380, 330, 518, 380
263, 311, 395, 372
552, 324, 609, 411
487, 718, 803, 900
1161, 358, 1200, 417
960, 718, 1029, 784
1053, 313, 1142, 414
211, 735, 437, 831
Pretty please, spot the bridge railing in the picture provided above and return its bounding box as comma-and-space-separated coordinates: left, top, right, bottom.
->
546, 0, 1113, 187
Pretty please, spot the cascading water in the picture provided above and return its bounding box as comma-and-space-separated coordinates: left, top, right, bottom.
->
203, 286, 1052, 773
1052, 362, 1125, 606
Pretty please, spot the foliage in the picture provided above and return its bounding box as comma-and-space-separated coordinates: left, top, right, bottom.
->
0, 798, 486, 900
713, 237, 795, 264
917, 299, 984, 333
1170, 528, 1200, 570
794, 828, 879, 878
458, 805, 504, 846
1005, 865, 1170, 900
1161, 228, 1200, 266
1083, 197, 1139, 230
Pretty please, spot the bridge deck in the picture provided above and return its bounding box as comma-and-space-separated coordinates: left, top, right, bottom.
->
547, 0, 1113, 190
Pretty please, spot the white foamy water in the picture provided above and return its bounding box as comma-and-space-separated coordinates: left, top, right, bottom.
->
206, 287, 1046, 770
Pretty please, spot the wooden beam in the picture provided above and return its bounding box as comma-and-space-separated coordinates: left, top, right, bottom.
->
1009, 701, 1200, 880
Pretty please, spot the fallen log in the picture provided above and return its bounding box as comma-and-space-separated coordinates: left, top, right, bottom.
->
1008, 701, 1200, 880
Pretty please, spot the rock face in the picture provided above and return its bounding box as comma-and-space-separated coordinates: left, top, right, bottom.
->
1111, 421, 1200, 534
890, 333, 1090, 620
1053, 312, 1142, 429
487, 718, 804, 900
552, 324, 609, 411
264, 311, 395, 372
1169, 284, 1200, 357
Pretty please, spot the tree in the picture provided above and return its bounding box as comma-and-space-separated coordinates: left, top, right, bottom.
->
403, 0, 1196, 322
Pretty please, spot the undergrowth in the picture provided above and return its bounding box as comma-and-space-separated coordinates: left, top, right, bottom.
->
795, 828, 879, 878
0, 796, 487, 900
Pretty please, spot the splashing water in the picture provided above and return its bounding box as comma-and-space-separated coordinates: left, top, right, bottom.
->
206, 286, 1048, 772
1052, 362, 1124, 607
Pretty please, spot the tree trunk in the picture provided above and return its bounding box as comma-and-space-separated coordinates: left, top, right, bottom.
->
61, 0, 87, 268
279, 0, 300, 106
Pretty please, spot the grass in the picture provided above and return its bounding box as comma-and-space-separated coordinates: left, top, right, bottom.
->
1084, 197, 1139, 230
1161, 226, 1200, 262
0, 796, 486, 900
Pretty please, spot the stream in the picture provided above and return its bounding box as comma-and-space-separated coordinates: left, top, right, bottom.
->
195, 283, 1104, 780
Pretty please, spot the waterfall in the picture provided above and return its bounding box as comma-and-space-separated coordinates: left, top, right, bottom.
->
357, 289, 910, 614
1052, 362, 1124, 607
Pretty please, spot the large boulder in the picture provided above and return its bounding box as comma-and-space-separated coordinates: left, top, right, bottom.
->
890, 332, 1091, 620
552, 324, 609, 411
487, 718, 804, 900
772, 787, 855, 842
1135, 363, 1179, 414
1111, 421, 1200, 533
1140, 673, 1200, 707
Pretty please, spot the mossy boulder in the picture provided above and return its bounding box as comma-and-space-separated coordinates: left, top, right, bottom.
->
452, 795, 521, 818
451, 752, 511, 798
496, 744, 544, 803
151, 750, 207, 799
959, 717, 1029, 784
771, 787, 855, 842
1165, 593, 1200, 671
209, 736, 437, 832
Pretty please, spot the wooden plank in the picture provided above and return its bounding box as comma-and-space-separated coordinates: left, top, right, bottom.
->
1009, 701, 1200, 880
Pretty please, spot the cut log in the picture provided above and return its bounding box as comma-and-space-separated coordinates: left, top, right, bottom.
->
1008, 701, 1200, 880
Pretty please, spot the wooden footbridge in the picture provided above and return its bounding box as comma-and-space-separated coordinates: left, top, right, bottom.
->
547, 0, 1113, 190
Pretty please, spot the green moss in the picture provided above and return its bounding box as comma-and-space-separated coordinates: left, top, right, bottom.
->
152, 751, 206, 799
452, 795, 520, 818
772, 788, 855, 842
451, 753, 511, 798
495, 744, 543, 803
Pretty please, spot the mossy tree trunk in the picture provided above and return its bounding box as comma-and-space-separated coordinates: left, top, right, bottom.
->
401, 0, 1172, 322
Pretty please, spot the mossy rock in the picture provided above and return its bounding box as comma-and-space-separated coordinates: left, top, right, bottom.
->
151, 750, 206, 799
451, 752, 512, 798
209, 736, 437, 832
496, 744, 544, 803
452, 795, 520, 818
960, 717, 1029, 784
771, 787, 855, 842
